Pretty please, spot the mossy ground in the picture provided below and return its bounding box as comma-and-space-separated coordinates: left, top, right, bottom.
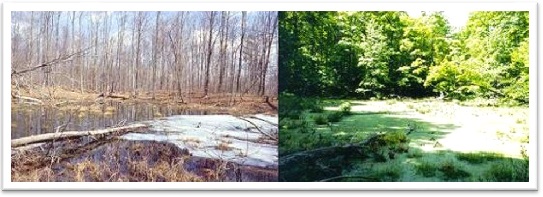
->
279, 98, 530, 182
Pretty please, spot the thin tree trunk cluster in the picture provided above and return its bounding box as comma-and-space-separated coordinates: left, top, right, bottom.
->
11, 11, 278, 98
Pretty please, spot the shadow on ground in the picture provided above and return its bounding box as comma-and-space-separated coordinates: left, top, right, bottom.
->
279, 109, 527, 182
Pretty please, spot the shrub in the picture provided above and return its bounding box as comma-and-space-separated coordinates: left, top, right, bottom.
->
302, 98, 324, 113
326, 111, 343, 122
382, 131, 409, 146
313, 114, 328, 125
279, 93, 304, 119
339, 102, 352, 115
280, 119, 307, 129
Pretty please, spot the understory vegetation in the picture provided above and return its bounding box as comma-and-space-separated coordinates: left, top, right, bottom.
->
278, 11, 529, 182
278, 95, 529, 182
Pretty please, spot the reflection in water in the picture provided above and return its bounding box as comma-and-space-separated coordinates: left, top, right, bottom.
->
11, 101, 208, 139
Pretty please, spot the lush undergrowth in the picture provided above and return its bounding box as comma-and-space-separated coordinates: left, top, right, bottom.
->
279, 93, 529, 182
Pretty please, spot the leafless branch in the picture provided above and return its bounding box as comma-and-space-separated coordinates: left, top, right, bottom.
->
11, 46, 94, 76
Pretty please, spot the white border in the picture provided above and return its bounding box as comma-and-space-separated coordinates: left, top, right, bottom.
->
2, 2, 538, 190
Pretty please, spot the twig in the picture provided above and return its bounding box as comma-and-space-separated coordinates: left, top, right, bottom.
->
237, 117, 277, 141
245, 115, 278, 126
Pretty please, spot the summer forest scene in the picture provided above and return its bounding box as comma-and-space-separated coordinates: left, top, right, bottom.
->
11, 11, 278, 182
278, 11, 529, 182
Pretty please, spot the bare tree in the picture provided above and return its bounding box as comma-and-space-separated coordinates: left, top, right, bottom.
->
203, 11, 216, 98
236, 11, 247, 93
11, 11, 278, 102
151, 11, 161, 99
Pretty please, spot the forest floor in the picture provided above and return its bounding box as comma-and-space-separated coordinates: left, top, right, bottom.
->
11, 85, 278, 115
279, 98, 530, 182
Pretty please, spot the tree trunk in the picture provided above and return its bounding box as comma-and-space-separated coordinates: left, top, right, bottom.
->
203, 11, 216, 97
11, 124, 148, 148
236, 11, 247, 93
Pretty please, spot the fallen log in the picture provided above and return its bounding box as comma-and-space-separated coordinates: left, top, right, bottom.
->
108, 93, 130, 100
279, 134, 381, 169
12, 94, 43, 105
11, 124, 148, 148
97, 93, 130, 100
279, 130, 413, 181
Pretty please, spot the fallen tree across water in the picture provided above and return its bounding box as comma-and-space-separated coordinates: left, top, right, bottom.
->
279, 130, 412, 182
279, 134, 382, 170
11, 124, 148, 148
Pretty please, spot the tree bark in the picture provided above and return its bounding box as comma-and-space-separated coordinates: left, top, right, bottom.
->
203, 11, 216, 97
236, 12, 247, 93
11, 124, 148, 148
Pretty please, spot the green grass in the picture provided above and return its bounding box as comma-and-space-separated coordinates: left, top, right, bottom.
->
280, 98, 528, 182
279, 118, 308, 130
369, 163, 403, 182
407, 149, 424, 158
415, 160, 438, 177
455, 152, 504, 164
438, 159, 471, 181
481, 158, 529, 182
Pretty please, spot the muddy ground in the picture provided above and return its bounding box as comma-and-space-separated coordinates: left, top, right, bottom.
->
12, 138, 277, 182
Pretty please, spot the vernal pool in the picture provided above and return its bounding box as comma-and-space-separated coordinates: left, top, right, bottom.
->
122, 114, 278, 169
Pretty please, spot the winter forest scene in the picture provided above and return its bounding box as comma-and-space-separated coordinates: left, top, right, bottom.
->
11, 11, 278, 182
